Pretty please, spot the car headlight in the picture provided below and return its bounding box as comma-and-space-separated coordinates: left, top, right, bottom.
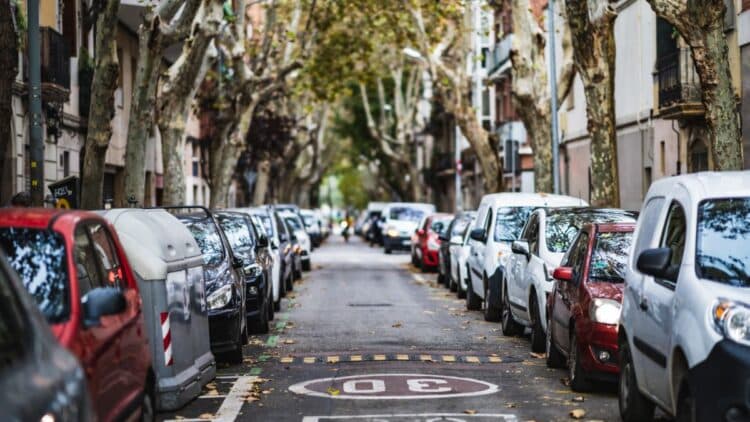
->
590, 298, 621, 325
207, 284, 233, 310
427, 238, 440, 251
386, 227, 399, 237
712, 300, 750, 347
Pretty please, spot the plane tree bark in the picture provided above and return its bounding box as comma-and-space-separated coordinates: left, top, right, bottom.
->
79, 0, 120, 209
565, 0, 620, 207
0, 0, 18, 204
646, 0, 743, 170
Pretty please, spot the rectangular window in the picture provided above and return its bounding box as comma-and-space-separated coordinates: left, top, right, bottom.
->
63, 151, 70, 177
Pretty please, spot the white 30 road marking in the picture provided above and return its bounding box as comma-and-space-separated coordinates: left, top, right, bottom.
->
289, 373, 499, 400
301, 414, 518, 422
213, 376, 258, 422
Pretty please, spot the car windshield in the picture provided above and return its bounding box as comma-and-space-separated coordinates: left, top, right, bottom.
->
588, 231, 632, 282
217, 214, 255, 257
0, 227, 69, 323
431, 217, 452, 234
254, 214, 274, 237
696, 198, 750, 287
285, 216, 303, 231
302, 215, 315, 227
546, 210, 637, 253
180, 217, 225, 267
494, 207, 534, 242
450, 216, 473, 237
390, 207, 425, 222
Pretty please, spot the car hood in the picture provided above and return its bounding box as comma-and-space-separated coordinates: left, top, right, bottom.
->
587, 282, 625, 301
204, 260, 235, 295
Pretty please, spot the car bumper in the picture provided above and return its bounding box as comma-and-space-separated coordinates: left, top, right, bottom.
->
578, 321, 619, 380
384, 236, 411, 250
208, 307, 242, 353
690, 340, 750, 422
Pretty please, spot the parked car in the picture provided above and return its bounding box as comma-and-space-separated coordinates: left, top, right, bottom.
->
0, 249, 92, 422
0, 209, 155, 421
546, 221, 635, 391
272, 208, 299, 290
365, 211, 385, 246
465, 193, 587, 317
382, 202, 437, 254
443, 211, 477, 296
215, 211, 273, 334
301, 209, 322, 248
412, 213, 453, 272
243, 207, 292, 309
168, 207, 247, 363
503, 208, 637, 349
281, 210, 312, 272
619, 172, 750, 422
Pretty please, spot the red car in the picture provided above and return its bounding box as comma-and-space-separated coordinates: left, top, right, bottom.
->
545, 222, 635, 392
412, 213, 453, 272
0, 208, 155, 421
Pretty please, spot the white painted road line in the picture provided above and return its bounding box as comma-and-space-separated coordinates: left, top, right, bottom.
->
301, 413, 518, 422
213, 376, 258, 422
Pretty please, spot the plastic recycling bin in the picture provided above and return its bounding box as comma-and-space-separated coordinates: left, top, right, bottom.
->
101, 208, 216, 411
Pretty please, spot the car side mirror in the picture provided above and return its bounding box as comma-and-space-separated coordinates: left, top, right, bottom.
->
82, 287, 126, 327
637, 248, 676, 281
257, 235, 269, 248
469, 228, 486, 242
511, 240, 531, 260
553, 266, 573, 282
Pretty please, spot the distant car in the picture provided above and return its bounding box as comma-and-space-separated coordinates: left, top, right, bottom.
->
466, 193, 588, 318
300, 209, 322, 248
413, 213, 453, 272
382, 202, 437, 254
503, 208, 637, 350
619, 172, 750, 422
0, 249, 91, 422
546, 222, 635, 391
0, 209, 155, 421
215, 211, 273, 334
170, 207, 248, 363
443, 211, 477, 296
281, 211, 312, 272
271, 208, 299, 290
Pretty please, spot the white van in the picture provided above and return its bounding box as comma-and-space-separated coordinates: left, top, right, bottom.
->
619, 171, 750, 422
381, 202, 437, 254
465, 193, 587, 322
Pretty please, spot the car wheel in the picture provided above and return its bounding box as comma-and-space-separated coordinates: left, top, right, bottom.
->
465, 273, 482, 311
286, 271, 294, 291
385, 246, 392, 254
411, 249, 418, 265
546, 314, 565, 368
530, 295, 545, 353
569, 329, 592, 392
501, 281, 523, 336
294, 264, 302, 280
302, 259, 311, 271
675, 380, 696, 422
140, 378, 155, 422
483, 276, 501, 322
619, 341, 655, 422
449, 274, 458, 292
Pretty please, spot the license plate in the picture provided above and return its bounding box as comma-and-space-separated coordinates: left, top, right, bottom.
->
402, 240, 410, 246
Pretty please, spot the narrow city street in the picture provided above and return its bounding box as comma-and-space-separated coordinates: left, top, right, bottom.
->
158, 236, 620, 422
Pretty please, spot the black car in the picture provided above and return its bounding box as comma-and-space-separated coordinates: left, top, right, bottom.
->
437, 211, 476, 289
0, 250, 92, 421
169, 207, 247, 363
365, 212, 384, 246
215, 211, 273, 334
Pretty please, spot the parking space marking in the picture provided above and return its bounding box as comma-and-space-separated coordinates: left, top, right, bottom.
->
304, 357, 317, 364
302, 414, 518, 422
442, 355, 456, 362
420, 354, 433, 361
264, 353, 521, 365
465, 356, 480, 363
488, 356, 503, 363
326, 356, 340, 364
396, 354, 409, 361
266, 335, 279, 347
374, 354, 387, 361
213, 376, 259, 422
281, 356, 295, 363
350, 355, 363, 362
249, 367, 263, 376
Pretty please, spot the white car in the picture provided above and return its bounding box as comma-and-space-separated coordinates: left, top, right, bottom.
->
447, 212, 477, 298
466, 193, 587, 321
618, 171, 750, 422
503, 207, 637, 352
237, 207, 284, 311
280, 211, 312, 272
381, 202, 436, 254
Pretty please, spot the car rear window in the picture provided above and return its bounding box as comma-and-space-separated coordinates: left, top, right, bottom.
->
389, 207, 425, 222
494, 207, 534, 242
0, 228, 69, 323
696, 198, 750, 287
546, 210, 637, 253
588, 231, 633, 282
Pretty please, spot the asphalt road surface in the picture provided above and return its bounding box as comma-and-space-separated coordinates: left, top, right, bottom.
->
158, 235, 620, 422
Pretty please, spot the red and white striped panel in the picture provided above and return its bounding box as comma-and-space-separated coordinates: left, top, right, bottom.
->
160, 312, 173, 366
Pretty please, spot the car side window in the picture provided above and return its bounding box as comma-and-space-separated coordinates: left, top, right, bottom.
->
633, 196, 666, 260
525, 215, 540, 255
74, 226, 104, 297
484, 209, 493, 235
570, 232, 590, 285
275, 214, 288, 241
87, 223, 124, 289
658, 201, 686, 286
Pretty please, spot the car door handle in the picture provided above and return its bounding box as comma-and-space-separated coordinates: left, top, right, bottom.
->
639, 298, 649, 311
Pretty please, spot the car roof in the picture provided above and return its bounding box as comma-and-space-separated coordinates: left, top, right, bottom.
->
0, 208, 100, 229
479, 193, 587, 208
647, 171, 750, 202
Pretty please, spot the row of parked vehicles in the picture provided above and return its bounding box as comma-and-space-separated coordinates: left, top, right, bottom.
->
361, 171, 750, 422
0, 203, 327, 421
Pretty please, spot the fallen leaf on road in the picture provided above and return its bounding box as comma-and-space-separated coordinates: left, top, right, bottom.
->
326, 387, 340, 396
569, 409, 586, 419
205, 389, 219, 396
530, 352, 545, 359
464, 410, 477, 415
572, 396, 585, 402
392, 322, 403, 328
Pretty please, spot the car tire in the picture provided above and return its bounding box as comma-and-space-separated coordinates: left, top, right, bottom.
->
449, 274, 458, 292
501, 281, 523, 336
286, 271, 294, 291
483, 276, 501, 322
675, 380, 696, 422
618, 341, 655, 422
294, 264, 302, 280
302, 259, 311, 271
249, 306, 270, 334
140, 376, 156, 422
530, 295, 545, 353
274, 294, 282, 312
569, 330, 592, 392
546, 315, 565, 368
465, 274, 482, 311
385, 246, 392, 254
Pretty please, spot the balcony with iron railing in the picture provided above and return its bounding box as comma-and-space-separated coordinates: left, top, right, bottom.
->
656, 48, 703, 119
486, 34, 513, 78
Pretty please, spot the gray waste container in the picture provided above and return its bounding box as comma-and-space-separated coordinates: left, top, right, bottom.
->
102, 208, 216, 411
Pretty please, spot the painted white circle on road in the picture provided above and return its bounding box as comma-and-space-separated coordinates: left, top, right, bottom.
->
289, 373, 499, 400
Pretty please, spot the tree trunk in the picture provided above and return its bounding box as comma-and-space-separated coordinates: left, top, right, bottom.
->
0, 0, 18, 204
252, 159, 271, 205
453, 106, 503, 193
79, 0, 121, 210
565, 0, 620, 208
646, 0, 742, 170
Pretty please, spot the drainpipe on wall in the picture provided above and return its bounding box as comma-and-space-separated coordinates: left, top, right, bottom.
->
672, 120, 682, 175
